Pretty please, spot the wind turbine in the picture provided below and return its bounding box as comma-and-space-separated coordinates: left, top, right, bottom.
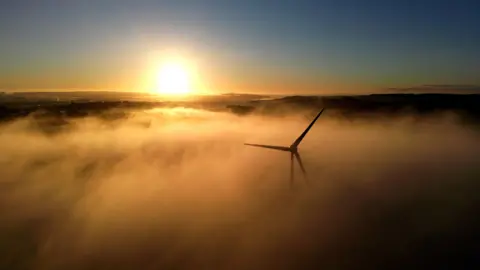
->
244, 109, 325, 188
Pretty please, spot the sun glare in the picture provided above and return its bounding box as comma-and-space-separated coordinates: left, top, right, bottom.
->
156, 61, 191, 95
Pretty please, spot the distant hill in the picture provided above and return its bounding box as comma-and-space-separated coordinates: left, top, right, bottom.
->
0, 93, 479, 126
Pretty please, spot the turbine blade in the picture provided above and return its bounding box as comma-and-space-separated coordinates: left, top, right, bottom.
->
290, 152, 294, 189
291, 108, 325, 148
244, 143, 291, 152
294, 152, 309, 184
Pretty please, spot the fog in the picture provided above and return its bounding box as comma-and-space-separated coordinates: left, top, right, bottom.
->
1, 108, 479, 269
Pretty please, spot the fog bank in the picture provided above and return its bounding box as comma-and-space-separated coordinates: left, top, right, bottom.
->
1, 108, 479, 269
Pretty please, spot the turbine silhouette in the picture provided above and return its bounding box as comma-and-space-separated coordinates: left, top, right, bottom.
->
244, 109, 325, 188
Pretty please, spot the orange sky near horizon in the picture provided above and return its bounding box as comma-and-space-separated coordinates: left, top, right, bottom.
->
0, 50, 374, 96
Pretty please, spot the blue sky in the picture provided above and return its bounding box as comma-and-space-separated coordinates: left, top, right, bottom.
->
1, 0, 479, 94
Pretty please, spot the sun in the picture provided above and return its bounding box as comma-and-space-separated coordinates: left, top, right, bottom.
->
155, 61, 191, 95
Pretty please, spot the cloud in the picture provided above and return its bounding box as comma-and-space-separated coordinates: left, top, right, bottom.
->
0, 108, 479, 269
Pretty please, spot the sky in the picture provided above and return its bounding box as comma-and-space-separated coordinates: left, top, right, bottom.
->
0, 0, 479, 95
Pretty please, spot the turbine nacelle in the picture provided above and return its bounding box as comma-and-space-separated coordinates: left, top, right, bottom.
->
244, 109, 325, 188
289, 145, 298, 153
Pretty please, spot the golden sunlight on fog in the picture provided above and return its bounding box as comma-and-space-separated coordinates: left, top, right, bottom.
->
0, 108, 479, 269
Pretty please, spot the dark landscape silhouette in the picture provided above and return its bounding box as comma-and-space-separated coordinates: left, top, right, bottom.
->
1, 92, 480, 126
